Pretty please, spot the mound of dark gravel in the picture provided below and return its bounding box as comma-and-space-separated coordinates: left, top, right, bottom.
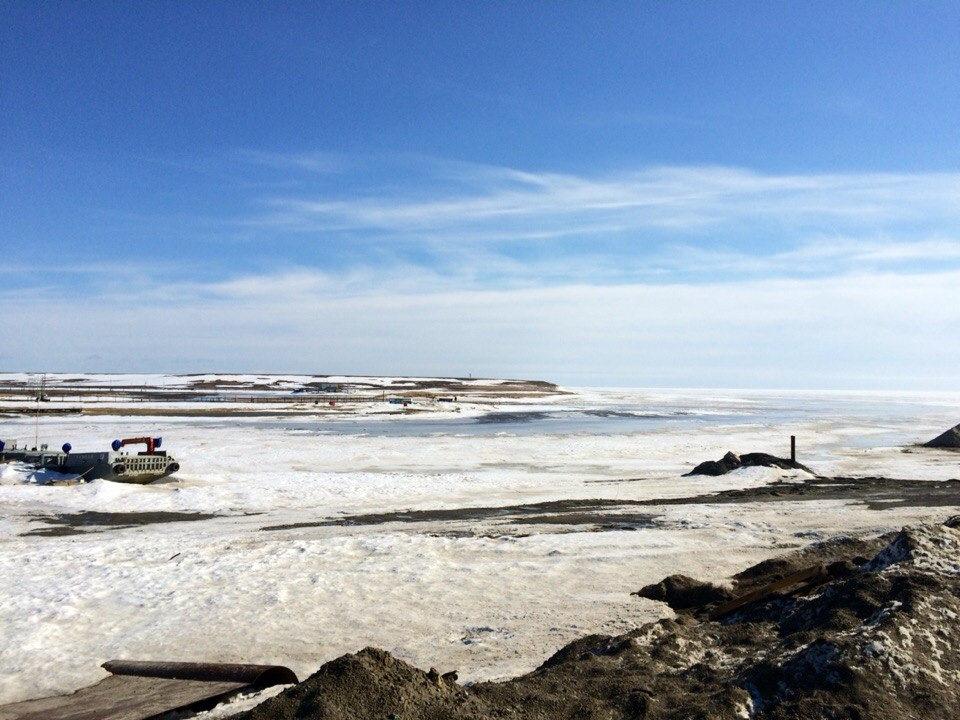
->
633, 574, 733, 610
238, 521, 960, 720
923, 423, 960, 448
685, 450, 814, 476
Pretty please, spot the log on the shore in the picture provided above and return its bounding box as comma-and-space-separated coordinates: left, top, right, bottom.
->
0, 661, 297, 720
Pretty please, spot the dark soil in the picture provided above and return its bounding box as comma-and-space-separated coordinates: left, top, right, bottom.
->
261, 475, 960, 539
237, 521, 960, 720
22, 510, 220, 536
651, 475, 960, 511
261, 499, 661, 535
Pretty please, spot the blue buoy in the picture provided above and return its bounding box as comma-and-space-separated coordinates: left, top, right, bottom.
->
112, 439, 122, 451
62, 443, 72, 454
154, 437, 162, 449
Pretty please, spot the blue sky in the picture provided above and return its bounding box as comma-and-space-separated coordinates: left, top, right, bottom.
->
2, 1, 959, 387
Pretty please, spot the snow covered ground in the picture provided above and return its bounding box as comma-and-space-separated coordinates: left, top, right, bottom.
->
0, 379, 958, 706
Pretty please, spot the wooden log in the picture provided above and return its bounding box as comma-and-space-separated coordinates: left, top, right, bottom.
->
711, 564, 828, 619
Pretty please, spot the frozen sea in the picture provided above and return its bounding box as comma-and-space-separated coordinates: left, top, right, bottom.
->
1, 385, 959, 705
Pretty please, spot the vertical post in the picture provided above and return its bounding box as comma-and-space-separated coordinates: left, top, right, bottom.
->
790, 435, 796, 462
34, 374, 42, 450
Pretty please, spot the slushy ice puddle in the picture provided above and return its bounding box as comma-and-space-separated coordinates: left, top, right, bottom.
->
212, 388, 960, 438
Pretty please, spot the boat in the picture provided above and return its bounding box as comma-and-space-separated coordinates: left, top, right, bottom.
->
0, 436, 180, 484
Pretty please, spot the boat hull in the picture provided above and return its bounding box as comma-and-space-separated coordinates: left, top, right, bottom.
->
1, 447, 180, 484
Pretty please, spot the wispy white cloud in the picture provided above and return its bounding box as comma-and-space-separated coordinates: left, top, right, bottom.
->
6, 234, 956, 307
7, 154, 959, 386
238, 149, 346, 174
246, 162, 960, 237
5, 264, 960, 388
643, 236, 960, 277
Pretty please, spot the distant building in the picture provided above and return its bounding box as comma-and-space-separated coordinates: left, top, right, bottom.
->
292, 383, 342, 394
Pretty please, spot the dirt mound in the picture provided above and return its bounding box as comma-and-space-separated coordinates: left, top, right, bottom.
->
239, 521, 960, 720
923, 423, 960, 448
685, 450, 813, 476
633, 574, 733, 610
685, 450, 743, 476
241, 648, 462, 720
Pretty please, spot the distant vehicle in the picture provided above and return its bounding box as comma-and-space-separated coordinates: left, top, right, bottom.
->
0, 436, 180, 484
